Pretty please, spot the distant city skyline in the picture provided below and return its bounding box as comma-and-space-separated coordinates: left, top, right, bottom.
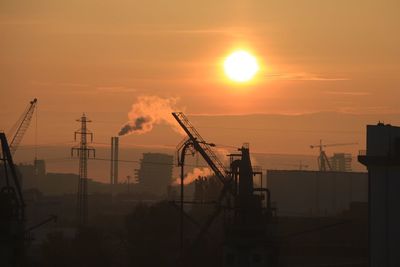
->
1, 0, 399, 175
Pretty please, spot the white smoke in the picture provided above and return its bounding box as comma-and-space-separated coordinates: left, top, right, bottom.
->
173, 167, 213, 185
118, 96, 184, 136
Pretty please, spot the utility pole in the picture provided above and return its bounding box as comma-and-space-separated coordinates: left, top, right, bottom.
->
71, 113, 95, 226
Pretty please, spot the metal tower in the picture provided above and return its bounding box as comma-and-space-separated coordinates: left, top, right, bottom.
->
71, 113, 95, 226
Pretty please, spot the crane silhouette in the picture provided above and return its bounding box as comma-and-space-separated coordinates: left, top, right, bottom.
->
310, 140, 357, 171
7, 98, 38, 155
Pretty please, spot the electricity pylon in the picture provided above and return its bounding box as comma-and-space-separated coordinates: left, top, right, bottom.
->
71, 113, 95, 226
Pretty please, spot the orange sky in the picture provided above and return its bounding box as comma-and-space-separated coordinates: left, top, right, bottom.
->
1, 0, 400, 157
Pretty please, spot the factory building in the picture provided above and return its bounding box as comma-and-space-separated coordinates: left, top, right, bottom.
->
359, 123, 400, 267
267, 170, 367, 217
135, 153, 174, 197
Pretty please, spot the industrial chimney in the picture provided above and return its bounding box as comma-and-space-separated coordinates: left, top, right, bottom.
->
110, 136, 119, 190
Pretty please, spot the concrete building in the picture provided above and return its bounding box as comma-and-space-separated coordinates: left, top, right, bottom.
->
359, 123, 400, 267
267, 170, 367, 217
330, 153, 352, 172
135, 153, 174, 197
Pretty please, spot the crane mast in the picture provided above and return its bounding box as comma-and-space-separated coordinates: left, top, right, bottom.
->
9, 98, 38, 155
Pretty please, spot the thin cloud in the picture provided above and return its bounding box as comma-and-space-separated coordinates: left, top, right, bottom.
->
96, 86, 138, 93
30, 80, 53, 86
339, 106, 396, 114
30, 80, 90, 88
267, 72, 350, 81
164, 27, 250, 38
40, 23, 251, 38
325, 91, 371, 96
0, 18, 45, 26
59, 82, 90, 88
32, 81, 137, 92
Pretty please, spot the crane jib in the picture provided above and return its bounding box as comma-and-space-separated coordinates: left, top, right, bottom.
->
9, 98, 38, 155
171, 112, 229, 185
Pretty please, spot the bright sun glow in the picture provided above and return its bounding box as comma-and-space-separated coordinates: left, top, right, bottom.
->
223, 50, 259, 83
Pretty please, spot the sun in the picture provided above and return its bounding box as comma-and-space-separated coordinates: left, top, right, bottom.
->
223, 50, 259, 83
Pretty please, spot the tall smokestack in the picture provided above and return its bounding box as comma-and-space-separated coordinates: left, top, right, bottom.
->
110, 137, 114, 186
114, 137, 119, 185
110, 136, 119, 189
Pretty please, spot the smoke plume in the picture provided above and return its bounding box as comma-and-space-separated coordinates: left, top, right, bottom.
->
118, 96, 184, 136
173, 167, 213, 185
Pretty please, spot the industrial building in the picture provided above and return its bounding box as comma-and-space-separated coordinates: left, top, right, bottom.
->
267, 170, 367, 217
359, 123, 400, 267
135, 153, 174, 197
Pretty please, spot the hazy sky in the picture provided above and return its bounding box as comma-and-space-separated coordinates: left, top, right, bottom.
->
1, 0, 400, 156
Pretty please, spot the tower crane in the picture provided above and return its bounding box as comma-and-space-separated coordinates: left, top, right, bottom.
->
8, 98, 38, 155
310, 140, 357, 171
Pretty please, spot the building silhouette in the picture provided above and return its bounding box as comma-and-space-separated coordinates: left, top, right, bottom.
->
330, 153, 352, 172
359, 123, 400, 267
135, 153, 173, 197
34, 159, 46, 176
267, 170, 367, 216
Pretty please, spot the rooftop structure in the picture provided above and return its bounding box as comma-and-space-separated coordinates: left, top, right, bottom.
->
359, 123, 400, 267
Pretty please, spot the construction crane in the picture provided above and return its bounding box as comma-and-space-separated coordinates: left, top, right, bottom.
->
1, 132, 57, 266
8, 98, 38, 155
0, 132, 26, 266
172, 112, 277, 266
172, 112, 233, 254
172, 112, 229, 184
310, 140, 357, 171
